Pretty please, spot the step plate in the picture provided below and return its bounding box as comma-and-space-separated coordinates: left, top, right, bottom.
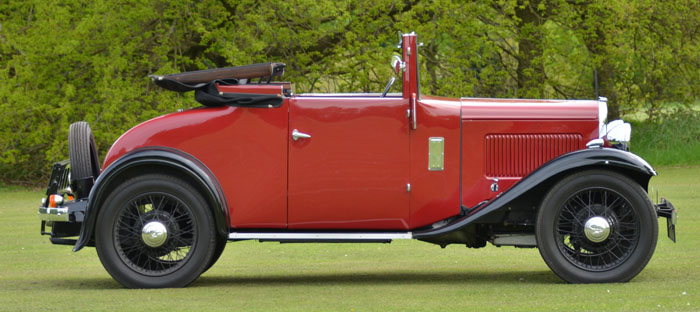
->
228, 232, 413, 241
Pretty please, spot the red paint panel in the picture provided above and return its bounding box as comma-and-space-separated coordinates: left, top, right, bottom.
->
462, 99, 598, 120
461, 120, 598, 208
288, 96, 410, 229
103, 102, 289, 228
409, 96, 462, 228
402, 34, 418, 99
485, 134, 582, 177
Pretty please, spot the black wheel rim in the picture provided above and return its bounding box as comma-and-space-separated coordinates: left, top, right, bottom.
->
113, 192, 196, 276
555, 187, 640, 272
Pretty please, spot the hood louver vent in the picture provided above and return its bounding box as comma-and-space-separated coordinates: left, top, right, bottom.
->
485, 134, 582, 177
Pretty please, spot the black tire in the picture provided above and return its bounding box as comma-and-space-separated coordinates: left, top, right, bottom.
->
202, 235, 227, 274
95, 174, 217, 288
68, 121, 101, 181
536, 170, 658, 283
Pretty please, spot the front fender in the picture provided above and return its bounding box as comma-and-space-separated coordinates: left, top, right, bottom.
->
414, 148, 656, 239
73, 147, 229, 251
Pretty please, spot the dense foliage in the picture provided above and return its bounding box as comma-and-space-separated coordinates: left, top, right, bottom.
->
1, 0, 699, 183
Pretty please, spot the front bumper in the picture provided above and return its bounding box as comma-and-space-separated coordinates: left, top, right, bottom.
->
655, 198, 677, 242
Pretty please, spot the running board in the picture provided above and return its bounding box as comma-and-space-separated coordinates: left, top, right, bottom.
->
228, 232, 413, 242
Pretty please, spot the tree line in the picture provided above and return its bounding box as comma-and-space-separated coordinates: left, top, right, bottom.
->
1, 0, 698, 183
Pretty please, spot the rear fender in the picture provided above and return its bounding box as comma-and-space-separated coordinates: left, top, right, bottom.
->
414, 148, 656, 239
73, 147, 229, 251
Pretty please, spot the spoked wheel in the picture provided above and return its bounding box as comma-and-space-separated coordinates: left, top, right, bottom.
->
536, 170, 658, 283
96, 174, 216, 288
114, 193, 196, 275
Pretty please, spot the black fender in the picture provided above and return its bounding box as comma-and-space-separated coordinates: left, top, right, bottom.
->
414, 147, 656, 239
73, 147, 229, 251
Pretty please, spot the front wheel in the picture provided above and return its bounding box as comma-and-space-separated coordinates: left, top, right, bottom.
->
536, 170, 658, 283
95, 174, 216, 288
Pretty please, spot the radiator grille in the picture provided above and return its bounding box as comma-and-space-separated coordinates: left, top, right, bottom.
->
485, 134, 582, 177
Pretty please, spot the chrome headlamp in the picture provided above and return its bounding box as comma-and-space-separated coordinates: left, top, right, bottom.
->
605, 119, 632, 151
594, 97, 632, 151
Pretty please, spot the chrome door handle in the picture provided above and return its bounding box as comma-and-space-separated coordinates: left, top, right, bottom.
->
292, 129, 311, 141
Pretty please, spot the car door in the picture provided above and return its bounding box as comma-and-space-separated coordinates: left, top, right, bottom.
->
288, 96, 410, 230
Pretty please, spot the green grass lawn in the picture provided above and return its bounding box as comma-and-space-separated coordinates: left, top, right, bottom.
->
1, 167, 698, 311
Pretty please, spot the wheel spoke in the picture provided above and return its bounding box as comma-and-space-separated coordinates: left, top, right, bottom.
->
616, 221, 638, 229
554, 187, 640, 272
606, 196, 623, 213
611, 231, 636, 242
573, 195, 593, 218
113, 192, 196, 276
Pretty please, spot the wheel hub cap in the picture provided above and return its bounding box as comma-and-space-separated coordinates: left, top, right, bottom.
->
141, 221, 168, 247
583, 216, 611, 243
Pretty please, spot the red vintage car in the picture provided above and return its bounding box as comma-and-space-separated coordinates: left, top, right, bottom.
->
38, 32, 676, 288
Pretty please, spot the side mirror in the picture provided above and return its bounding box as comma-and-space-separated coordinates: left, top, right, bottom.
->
391, 55, 405, 75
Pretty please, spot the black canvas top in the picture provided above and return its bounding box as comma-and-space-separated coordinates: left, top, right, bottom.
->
148, 63, 286, 108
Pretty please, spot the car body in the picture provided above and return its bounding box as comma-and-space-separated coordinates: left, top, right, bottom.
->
38, 32, 676, 288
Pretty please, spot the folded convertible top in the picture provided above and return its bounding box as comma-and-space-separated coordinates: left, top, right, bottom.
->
148, 62, 286, 107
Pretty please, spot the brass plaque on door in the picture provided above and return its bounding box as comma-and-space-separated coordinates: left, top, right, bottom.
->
428, 137, 444, 171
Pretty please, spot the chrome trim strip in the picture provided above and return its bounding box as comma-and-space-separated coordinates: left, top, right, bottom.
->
38, 206, 69, 222
586, 138, 604, 148
228, 232, 413, 240
411, 93, 417, 129
296, 93, 402, 97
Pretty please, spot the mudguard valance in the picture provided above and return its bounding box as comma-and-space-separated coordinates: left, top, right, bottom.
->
73, 147, 229, 251
414, 148, 656, 239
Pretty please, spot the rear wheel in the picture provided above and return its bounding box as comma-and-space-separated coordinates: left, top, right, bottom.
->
202, 235, 227, 274
95, 174, 216, 288
536, 170, 658, 283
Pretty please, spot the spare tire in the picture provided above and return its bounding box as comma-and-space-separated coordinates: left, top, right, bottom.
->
69, 121, 101, 184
